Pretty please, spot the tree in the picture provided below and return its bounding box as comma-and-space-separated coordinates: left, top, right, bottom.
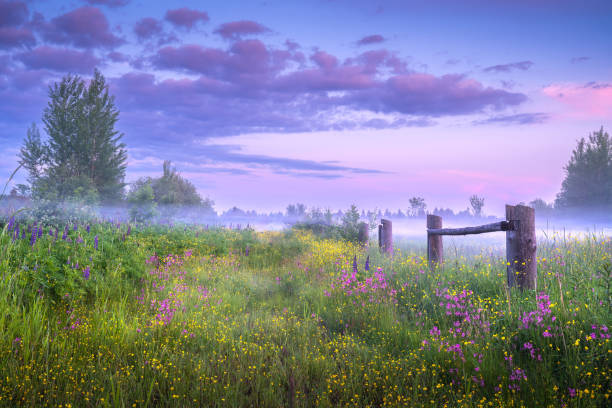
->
409, 196, 426, 216
469, 195, 485, 217
153, 161, 204, 206
286, 203, 306, 218
340, 204, 361, 241
555, 127, 612, 209
127, 182, 158, 223
130, 161, 214, 213
529, 198, 553, 214
19, 70, 127, 203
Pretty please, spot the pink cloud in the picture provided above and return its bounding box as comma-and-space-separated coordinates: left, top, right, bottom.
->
134, 17, 162, 40
84, 0, 129, 7
107, 51, 128, 62
35, 6, 123, 48
0, 27, 35, 49
152, 41, 525, 119
357, 34, 385, 46
17, 46, 100, 73
0, 0, 28, 27
311, 51, 338, 70
214, 20, 270, 40
164, 8, 209, 30
154, 40, 289, 87
346, 73, 526, 115
542, 82, 612, 118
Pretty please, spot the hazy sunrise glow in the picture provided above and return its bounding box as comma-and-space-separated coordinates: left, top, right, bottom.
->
1, 0, 610, 215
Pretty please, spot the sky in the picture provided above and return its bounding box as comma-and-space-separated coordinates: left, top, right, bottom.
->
0, 0, 610, 215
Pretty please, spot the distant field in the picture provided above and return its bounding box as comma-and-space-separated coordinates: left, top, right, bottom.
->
0, 221, 610, 407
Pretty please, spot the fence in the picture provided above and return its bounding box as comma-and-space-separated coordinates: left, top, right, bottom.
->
427, 204, 536, 290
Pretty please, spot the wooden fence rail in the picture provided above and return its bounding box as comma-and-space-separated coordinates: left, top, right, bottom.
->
427, 204, 536, 290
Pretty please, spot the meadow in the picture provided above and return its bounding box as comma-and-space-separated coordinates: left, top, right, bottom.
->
0, 217, 610, 407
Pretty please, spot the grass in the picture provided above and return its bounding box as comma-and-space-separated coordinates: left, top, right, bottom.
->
0, 217, 610, 407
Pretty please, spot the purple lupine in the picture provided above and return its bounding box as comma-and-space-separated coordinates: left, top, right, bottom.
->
7, 217, 14, 231
73, 223, 78, 231
82, 266, 90, 280
62, 227, 68, 240
30, 227, 37, 247
127, 225, 131, 236
245, 245, 250, 256
353, 255, 358, 273
86, 225, 90, 233
365, 255, 370, 271
38, 227, 43, 238
94, 235, 98, 250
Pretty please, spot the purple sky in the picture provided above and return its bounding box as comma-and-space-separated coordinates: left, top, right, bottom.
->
1, 0, 610, 215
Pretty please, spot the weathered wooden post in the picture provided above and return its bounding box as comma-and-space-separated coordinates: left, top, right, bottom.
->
357, 222, 369, 246
379, 219, 393, 254
506, 204, 536, 290
427, 214, 443, 269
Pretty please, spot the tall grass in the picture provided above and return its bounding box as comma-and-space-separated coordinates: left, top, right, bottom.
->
0, 214, 610, 406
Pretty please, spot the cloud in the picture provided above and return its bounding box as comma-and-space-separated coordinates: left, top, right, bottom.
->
164, 8, 209, 30
483, 60, 534, 73
473, 112, 549, 125
133, 17, 162, 40
126, 141, 384, 179
357, 34, 385, 45
0, 27, 35, 49
345, 73, 526, 116
214, 20, 270, 40
35, 6, 123, 48
570, 56, 590, 64
542, 82, 612, 118
107, 51, 128, 62
139, 42, 527, 136
83, 0, 129, 7
17, 46, 100, 73
0, 0, 28, 27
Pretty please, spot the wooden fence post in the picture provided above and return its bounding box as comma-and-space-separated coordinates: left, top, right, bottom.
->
427, 214, 443, 269
379, 219, 393, 254
506, 204, 536, 290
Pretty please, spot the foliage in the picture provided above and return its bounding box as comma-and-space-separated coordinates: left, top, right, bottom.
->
529, 198, 554, 214
294, 204, 373, 243
286, 203, 306, 218
408, 196, 426, 216
469, 194, 485, 217
556, 127, 612, 209
18, 70, 127, 203
0, 216, 610, 407
131, 161, 214, 217
127, 182, 158, 223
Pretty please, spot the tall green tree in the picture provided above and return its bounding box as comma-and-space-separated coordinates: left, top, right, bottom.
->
555, 127, 612, 209
19, 70, 127, 202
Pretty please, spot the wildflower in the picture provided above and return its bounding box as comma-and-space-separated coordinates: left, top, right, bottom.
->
364, 255, 369, 271
94, 235, 98, 250
353, 255, 357, 273
82, 266, 90, 280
